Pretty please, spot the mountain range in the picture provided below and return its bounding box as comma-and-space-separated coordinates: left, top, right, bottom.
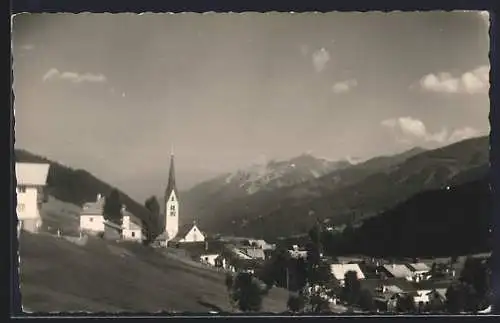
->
181, 136, 489, 239
14, 135, 490, 246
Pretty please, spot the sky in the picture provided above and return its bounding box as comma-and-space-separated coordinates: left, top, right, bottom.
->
12, 11, 490, 202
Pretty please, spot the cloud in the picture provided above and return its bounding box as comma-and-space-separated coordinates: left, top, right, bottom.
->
448, 127, 482, 143
381, 117, 482, 145
416, 65, 489, 94
42, 68, 107, 84
312, 48, 330, 73
332, 79, 358, 94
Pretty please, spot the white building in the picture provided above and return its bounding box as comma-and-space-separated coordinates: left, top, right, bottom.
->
79, 194, 106, 234
121, 206, 143, 242
15, 162, 50, 234
171, 222, 205, 243
199, 254, 226, 267
330, 263, 366, 286
406, 263, 431, 281
155, 152, 179, 247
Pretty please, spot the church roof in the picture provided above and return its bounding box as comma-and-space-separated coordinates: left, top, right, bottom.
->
165, 153, 177, 199
171, 223, 205, 242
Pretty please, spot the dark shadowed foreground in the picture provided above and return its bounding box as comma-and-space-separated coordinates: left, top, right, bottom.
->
17, 233, 288, 313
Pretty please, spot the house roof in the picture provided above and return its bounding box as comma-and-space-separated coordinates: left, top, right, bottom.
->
171, 223, 205, 242
407, 263, 431, 272
330, 263, 366, 280
122, 210, 142, 230
381, 264, 414, 278
239, 247, 266, 260
361, 278, 417, 295
104, 220, 122, 230
15, 162, 50, 186
373, 285, 405, 302
81, 196, 106, 216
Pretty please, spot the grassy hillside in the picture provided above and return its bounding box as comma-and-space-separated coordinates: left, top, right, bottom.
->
18, 233, 290, 313
333, 176, 492, 257
14, 149, 158, 236
39, 196, 81, 235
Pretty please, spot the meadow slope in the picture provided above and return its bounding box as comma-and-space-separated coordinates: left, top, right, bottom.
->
17, 233, 289, 313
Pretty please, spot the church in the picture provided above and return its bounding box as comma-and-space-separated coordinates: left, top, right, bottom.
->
153, 152, 205, 247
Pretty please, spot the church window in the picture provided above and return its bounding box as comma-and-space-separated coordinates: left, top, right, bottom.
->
170, 211, 175, 216
171, 196, 175, 201
18, 186, 26, 193
131, 232, 135, 238
89, 217, 94, 222
170, 205, 175, 211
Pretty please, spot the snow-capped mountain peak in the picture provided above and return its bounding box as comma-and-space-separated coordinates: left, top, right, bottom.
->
223, 153, 352, 194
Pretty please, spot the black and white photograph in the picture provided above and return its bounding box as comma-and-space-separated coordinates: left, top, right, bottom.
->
12, 11, 492, 314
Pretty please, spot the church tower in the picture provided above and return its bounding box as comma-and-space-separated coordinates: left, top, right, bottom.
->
164, 152, 179, 241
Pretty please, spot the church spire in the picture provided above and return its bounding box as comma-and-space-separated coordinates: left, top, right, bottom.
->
165, 152, 177, 198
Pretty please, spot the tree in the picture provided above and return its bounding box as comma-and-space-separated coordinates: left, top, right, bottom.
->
446, 282, 467, 313
294, 257, 308, 291
257, 246, 291, 290
103, 189, 122, 224
312, 261, 333, 286
231, 272, 264, 312
144, 196, 161, 242
225, 272, 234, 291
358, 289, 376, 312
287, 294, 305, 313
309, 293, 330, 313
396, 294, 416, 313
343, 270, 361, 305
145, 196, 160, 216
454, 256, 492, 312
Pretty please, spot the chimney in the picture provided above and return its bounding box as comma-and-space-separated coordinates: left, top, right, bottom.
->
97, 193, 101, 201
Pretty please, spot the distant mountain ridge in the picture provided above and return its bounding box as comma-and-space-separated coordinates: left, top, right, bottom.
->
182, 136, 488, 238
14, 149, 156, 234
181, 153, 352, 222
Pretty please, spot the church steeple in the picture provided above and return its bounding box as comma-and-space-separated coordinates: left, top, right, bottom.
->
165, 152, 177, 198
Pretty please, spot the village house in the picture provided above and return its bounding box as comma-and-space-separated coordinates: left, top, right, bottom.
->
169, 222, 206, 244
80, 194, 143, 242
247, 239, 276, 251
406, 263, 431, 281
79, 194, 106, 235
330, 263, 366, 287
121, 206, 143, 242
199, 253, 226, 268
425, 288, 447, 311
16, 162, 51, 234
373, 284, 405, 312
377, 264, 414, 281
288, 245, 308, 259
